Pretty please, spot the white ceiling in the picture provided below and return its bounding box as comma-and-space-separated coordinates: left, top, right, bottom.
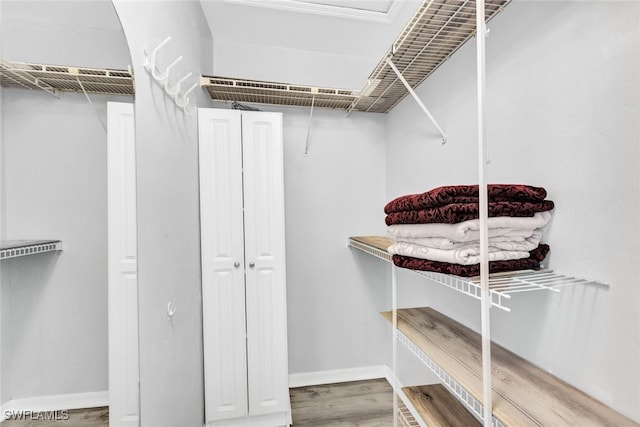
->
199, 0, 422, 89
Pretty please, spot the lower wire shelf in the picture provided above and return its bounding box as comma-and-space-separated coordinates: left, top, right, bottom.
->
402, 384, 482, 427
397, 395, 420, 427
383, 307, 640, 427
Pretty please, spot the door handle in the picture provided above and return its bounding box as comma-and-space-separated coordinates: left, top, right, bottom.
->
234, 261, 240, 268
249, 262, 255, 268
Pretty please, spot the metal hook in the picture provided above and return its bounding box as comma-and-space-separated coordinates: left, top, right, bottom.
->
153, 55, 182, 83
144, 36, 171, 74
167, 302, 176, 318
165, 71, 192, 96
175, 81, 198, 109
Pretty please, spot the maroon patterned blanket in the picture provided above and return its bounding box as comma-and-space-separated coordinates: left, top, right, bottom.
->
384, 184, 548, 214
391, 244, 550, 277
385, 200, 555, 226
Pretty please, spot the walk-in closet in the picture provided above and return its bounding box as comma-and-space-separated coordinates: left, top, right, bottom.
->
1, 1, 638, 426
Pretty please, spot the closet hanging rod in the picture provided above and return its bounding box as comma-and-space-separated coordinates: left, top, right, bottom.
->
387, 59, 446, 144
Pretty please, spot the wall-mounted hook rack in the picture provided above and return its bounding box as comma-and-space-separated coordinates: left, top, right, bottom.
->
143, 36, 198, 115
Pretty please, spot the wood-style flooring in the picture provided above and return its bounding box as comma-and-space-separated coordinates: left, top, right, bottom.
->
290, 379, 393, 426
1, 379, 394, 426
1, 407, 108, 427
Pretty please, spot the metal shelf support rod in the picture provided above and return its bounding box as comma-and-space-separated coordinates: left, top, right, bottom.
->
392, 265, 399, 427
387, 59, 447, 144
476, 0, 493, 426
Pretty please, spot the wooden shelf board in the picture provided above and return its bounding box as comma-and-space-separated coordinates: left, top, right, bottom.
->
383, 307, 639, 427
403, 384, 481, 427
349, 235, 392, 252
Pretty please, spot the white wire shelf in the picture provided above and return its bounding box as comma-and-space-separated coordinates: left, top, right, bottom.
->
348, 236, 609, 312
201, 75, 358, 110
349, 0, 511, 113
348, 236, 392, 262
200, 1, 512, 114
0, 58, 134, 96
0, 240, 62, 260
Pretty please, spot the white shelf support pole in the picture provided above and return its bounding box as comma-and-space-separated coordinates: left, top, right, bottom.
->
476, 1, 492, 427
392, 265, 399, 427
387, 59, 447, 144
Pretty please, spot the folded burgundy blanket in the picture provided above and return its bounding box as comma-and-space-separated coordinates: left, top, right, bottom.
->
391, 244, 550, 277
384, 184, 548, 214
385, 200, 555, 226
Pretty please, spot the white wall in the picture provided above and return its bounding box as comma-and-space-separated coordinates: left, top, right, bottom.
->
213, 39, 373, 90
385, 1, 639, 422
280, 106, 390, 374
112, 2, 213, 425
0, 89, 129, 402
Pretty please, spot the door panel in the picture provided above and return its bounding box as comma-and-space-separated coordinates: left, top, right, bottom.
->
198, 109, 248, 421
107, 102, 139, 427
241, 112, 289, 416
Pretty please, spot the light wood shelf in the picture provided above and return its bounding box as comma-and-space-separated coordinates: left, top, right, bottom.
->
402, 384, 481, 427
383, 307, 639, 427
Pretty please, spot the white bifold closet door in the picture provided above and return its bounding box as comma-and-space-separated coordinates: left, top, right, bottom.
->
107, 102, 139, 427
199, 108, 289, 426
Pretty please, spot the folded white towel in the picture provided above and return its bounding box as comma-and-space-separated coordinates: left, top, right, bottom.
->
388, 241, 532, 265
387, 211, 552, 242
398, 229, 543, 252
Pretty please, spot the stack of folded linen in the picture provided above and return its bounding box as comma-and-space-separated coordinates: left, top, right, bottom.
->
385, 184, 554, 277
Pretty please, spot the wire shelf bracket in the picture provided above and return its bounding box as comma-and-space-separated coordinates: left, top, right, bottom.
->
387, 59, 446, 144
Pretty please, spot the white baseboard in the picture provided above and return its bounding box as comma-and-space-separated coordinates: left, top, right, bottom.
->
288, 365, 392, 388
1, 390, 108, 413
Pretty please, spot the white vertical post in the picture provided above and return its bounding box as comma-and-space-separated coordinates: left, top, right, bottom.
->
476, 1, 493, 427
392, 265, 398, 427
